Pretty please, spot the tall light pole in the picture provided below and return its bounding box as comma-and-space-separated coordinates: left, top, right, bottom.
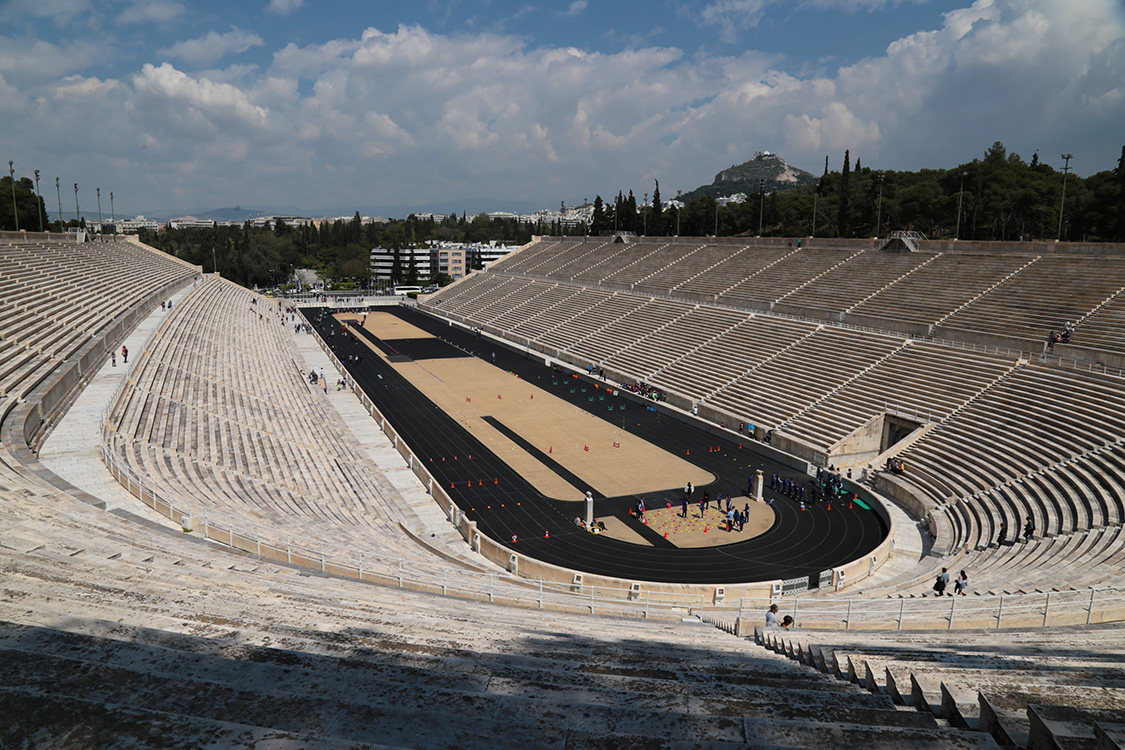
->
955, 171, 966, 240
875, 171, 884, 238
33, 170, 44, 232
8, 161, 17, 232
110, 191, 116, 240
1053, 154, 1071, 241
757, 178, 765, 237
74, 182, 80, 227
55, 177, 62, 231
583, 197, 588, 239
96, 187, 103, 237
643, 192, 648, 236
714, 198, 719, 237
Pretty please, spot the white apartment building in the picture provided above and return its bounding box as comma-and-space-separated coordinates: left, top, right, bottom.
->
169, 216, 216, 229
118, 216, 162, 233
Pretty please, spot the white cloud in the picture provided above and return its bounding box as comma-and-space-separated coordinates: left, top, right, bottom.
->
130, 62, 271, 141
0, 0, 92, 22
267, 0, 304, 15
562, 1, 587, 17
2, 0, 1121, 216
695, 0, 930, 43
697, 0, 771, 43
0, 38, 103, 86
160, 28, 264, 66
117, 0, 186, 25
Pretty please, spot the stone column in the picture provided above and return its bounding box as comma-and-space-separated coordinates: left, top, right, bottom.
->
754, 469, 764, 501
585, 491, 594, 526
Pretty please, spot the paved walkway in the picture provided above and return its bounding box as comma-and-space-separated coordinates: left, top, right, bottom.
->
39, 285, 199, 530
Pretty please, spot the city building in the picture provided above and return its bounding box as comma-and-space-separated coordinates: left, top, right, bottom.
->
118, 216, 162, 233
169, 216, 216, 230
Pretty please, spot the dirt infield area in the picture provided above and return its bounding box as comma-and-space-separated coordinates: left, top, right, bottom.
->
343, 311, 714, 503
599, 498, 776, 548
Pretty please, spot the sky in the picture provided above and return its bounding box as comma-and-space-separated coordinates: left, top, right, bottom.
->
1, 0, 1123, 218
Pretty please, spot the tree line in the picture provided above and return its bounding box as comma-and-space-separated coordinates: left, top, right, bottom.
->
587, 142, 1125, 243
3, 141, 1122, 290
137, 212, 552, 289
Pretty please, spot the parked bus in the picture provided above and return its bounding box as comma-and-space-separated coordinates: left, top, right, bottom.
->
392, 285, 423, 296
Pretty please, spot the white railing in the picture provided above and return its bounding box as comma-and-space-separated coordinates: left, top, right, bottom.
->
729, 587, 1125, 632
98, 438, 709, 620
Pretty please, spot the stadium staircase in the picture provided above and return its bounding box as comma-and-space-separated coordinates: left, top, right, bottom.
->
756, 624, 1125, 750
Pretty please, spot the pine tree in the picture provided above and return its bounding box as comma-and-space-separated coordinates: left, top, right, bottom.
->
651, 180, 663, 235
592, 195, 606, 233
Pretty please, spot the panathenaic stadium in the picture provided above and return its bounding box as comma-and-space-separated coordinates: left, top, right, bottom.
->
3, 231, 1124, 749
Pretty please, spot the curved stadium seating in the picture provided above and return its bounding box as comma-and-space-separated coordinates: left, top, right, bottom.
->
423, 237, 1125, 598
3, 234, 1125, 748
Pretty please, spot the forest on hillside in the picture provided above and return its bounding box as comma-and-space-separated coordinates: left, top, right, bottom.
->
3, 141, 1122, 290
588, 142, 1125, 243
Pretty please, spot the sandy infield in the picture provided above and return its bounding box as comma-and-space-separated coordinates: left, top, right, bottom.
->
342, 311, 714, 501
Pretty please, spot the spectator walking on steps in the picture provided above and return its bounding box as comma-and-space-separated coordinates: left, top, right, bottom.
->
1024, 516, 1035, 542
934, 567, 949, 596
121, 345, 128, 363
955, 570, 969, 596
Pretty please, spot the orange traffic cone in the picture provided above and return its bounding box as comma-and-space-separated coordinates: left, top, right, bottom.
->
544, 530, 550, 539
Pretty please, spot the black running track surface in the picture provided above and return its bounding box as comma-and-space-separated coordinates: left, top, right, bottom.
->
305, 306, 888, 585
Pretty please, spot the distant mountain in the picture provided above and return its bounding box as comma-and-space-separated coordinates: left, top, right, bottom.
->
138, 197, 547, 223
364, 197, 545, 219
680, 152, 817, 202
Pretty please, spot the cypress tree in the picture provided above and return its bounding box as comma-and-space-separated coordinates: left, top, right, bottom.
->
837, 149, 851, 237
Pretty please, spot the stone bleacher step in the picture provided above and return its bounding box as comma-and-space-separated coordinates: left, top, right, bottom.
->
1028, 704, 1125, 750
0, 686, 389, 750
1, 618, 978, 749
739, 716, 999, 750
1093, 721, 1125, 750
